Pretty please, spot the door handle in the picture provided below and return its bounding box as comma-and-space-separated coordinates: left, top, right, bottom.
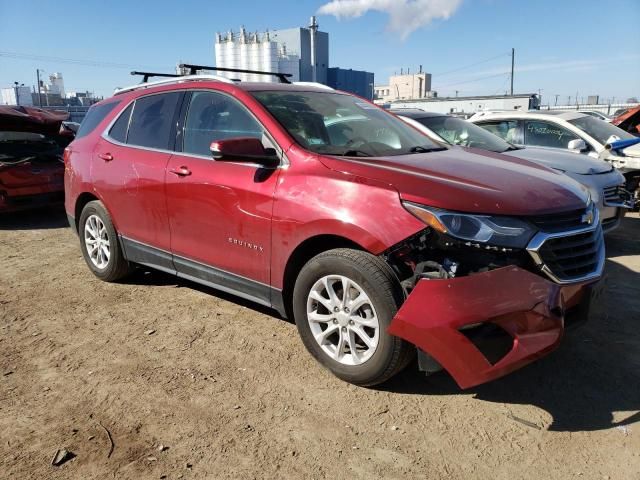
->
170, 166, 192, 177
98, 152, 113, 162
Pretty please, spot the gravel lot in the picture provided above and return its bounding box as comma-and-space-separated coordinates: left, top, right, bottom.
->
1, 209, 639, 479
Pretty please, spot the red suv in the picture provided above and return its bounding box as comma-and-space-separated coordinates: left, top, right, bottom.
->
65, 73, 604, 388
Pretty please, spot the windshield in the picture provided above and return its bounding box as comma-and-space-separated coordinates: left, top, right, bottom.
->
251, 91, 443, 157
414, 115, 514, 153
568, 115, 634, 145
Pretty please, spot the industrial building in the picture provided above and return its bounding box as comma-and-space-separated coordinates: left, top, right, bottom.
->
1, 85, 33, 106
374, 70, 433, 103
214, 17, 374, 99
327, 68, 374, 99
387, 93, 541, 116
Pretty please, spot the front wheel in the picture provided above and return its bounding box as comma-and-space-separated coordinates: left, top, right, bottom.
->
292, 248, 413, 386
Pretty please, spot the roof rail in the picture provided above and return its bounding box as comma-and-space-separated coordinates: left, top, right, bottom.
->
113, 74, 235, 96
179, 63, 292, 84
292, 82, 334, 91
131, 71, 180, 83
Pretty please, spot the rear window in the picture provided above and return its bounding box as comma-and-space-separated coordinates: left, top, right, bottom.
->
126, 93, 181, 150
108, 103, 133, 143
75, 101, 119, 139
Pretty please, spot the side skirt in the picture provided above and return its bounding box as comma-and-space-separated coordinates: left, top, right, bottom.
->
120, 236, 286, 317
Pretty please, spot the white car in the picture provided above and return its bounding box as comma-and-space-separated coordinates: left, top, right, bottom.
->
469, 110, 640, 201
395, 109, 630, 231
577, 110, 612, 122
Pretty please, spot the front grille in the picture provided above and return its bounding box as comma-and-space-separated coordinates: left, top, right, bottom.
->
603, 185, 630, 207
536, 227, 603, 282
527, 209, 587, 233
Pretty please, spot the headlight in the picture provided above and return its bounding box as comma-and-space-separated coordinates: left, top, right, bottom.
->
403, 202, 536, 248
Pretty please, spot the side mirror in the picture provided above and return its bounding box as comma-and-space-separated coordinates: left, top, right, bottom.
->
210, 137, 279, 168
567, 138, 587, 152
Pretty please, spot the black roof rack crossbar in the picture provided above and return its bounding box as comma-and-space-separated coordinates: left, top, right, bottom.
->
131, 71, 181, 83
178, 63, 292, 84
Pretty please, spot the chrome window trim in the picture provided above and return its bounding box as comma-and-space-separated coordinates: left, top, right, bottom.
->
526, 208, 605, 285
100, 89, 289, 168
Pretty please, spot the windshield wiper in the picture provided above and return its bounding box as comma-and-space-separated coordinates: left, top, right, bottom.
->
409, 146, 447, 153
341, 149, 372, 157
502, 145, 521, 152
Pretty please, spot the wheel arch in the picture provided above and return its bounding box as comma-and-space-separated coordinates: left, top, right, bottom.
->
280, 234, 364, 319
74, 192, 101, 232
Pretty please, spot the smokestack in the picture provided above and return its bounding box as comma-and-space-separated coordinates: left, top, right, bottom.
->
309, 16, 318, 82
419, 64, 423, 73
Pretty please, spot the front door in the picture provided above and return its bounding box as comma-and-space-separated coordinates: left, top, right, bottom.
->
165, 90, 280, 303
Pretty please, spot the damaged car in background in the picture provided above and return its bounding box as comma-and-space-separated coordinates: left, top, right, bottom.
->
0, 106, 74, 213
395, 109, 631, 231
65, 72, 605, 389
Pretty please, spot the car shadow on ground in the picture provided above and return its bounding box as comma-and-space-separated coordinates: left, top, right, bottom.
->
0, 207, 68, 230
382, 215, 640, 433
123, 268, 289, 322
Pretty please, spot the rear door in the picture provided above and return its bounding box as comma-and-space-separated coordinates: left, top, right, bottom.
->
94, 91, 183, 259
165, 90, 281, 302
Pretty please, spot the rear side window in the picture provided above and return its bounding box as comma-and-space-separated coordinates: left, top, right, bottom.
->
127, 92, 181, 150
108, 104, 133, 143
524, 120, 579, 149
75, 101, 119, 139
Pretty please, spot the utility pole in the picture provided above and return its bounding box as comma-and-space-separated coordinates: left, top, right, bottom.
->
554, 94, 559, 106
510, 48, 515, 96
36, 69, 43, 107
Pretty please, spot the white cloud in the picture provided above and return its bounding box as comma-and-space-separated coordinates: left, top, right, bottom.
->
317, 0, 463, 40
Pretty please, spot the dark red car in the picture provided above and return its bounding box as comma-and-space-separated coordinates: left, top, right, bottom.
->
0, 106, 73, 213
64, 75, 604, 388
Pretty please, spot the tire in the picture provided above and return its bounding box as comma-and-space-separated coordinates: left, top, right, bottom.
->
292, 248, 413, 386
78, 200, 131, 282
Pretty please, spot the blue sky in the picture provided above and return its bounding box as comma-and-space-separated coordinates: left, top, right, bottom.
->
1, 0, 638, 104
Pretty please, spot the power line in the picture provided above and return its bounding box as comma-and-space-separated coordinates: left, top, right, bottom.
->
0, 50, 168, 71
432, 52, 511, 77
433, 71, 510, 90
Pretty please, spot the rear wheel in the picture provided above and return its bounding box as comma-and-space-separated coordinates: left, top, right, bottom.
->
79, 200, 131, 282
293, 248, 412, 386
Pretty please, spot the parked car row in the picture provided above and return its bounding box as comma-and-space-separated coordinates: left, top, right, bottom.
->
468, 109, 640, 206
395, 109, 629, 231
59, 70, 608, 389
0, 106, 74, 213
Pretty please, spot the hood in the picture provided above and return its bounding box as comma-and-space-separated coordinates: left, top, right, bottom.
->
318, 146, 590, 216
622, 142, 640, 158
0, 106, 69, 136
502, 146, 613, 174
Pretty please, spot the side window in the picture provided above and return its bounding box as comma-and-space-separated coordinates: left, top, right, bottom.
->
182, 91, 264, 156
127, 92, 181, 150
75, 101, 119, 139
108, 103, 133, 143
524, 120, 579, 149
477, 120, 521, 144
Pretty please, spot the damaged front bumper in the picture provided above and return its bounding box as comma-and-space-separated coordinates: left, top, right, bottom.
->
388, 266, 601, 389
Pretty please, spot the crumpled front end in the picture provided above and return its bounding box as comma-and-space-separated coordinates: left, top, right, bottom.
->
388, 266, 600, 389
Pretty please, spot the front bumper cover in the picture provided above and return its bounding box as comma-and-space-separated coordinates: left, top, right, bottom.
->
388, 266, 600, 389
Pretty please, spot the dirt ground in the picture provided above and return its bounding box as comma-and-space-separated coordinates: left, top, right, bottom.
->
1, 208, 639, 480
